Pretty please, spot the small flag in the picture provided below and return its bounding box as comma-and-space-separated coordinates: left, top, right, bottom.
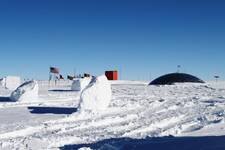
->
50, 67, 59, 74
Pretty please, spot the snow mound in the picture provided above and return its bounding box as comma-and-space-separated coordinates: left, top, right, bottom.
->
71, 77, 92, 91
0, 76, 21, 90
10, 80, 39, 102
78, 75, 112, 113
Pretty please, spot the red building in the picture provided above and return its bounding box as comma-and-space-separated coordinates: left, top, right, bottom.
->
105, 71, 118, 80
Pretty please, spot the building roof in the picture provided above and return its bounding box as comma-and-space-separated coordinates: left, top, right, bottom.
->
149, 73, 205, 85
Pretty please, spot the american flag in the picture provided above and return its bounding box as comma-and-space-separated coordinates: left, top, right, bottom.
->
50, 67, 59, 74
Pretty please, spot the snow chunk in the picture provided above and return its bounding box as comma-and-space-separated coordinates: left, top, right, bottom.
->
71, 77, 92, 91
79, 75, 112, 113
10, 80, 39, 102
0, 76, 21, 90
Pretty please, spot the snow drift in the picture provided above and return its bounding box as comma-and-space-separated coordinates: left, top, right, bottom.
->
0, 76, 21, 90
1, 81, 225, 149
10, 80, 39, 102
71, 77, 92, 91
78, 75, 112, 113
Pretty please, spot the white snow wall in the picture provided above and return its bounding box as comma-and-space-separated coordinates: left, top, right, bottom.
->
10, 80, 39, 102
1, 76, 21, 90
71, 77, 92, 91
78, 75, 112, 113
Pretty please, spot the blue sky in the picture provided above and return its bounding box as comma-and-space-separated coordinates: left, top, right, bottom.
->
0, 0, 225, 80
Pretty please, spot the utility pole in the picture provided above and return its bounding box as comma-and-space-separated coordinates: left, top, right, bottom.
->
177, 65, 181, 73
73, 68, 76, 77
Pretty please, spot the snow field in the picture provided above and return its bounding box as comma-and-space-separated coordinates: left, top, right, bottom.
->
0, 81, 225, 149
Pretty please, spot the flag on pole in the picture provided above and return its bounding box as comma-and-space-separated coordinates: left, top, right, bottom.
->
50, 67, 59, 74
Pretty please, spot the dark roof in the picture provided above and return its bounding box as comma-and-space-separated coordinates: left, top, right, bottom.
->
149, 73, 205, 85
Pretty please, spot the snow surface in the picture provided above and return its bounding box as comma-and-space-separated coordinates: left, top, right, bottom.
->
78, 75, 112, 113
71, 77, 92, 91
10, 80, 39, 102
0, 80, 225, 149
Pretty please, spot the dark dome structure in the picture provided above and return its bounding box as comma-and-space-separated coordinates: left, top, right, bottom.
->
149, 73, 205, 85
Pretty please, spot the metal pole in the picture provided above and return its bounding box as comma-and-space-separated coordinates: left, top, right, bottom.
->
177, 65, 181, 73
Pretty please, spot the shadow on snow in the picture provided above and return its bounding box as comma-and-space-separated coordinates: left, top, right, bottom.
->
48, 89, 77, 92
28, 106, 77, 114
60, 136, 225, 150
0, 96, 12, 102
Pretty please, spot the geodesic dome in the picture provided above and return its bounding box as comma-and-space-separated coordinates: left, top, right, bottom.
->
149, 73, 205, 85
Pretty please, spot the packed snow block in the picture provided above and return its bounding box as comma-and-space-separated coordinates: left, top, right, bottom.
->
71, 77, 92, 91
2, 76, 21, 90
0, 78, 6, 87
79, 75, 112, 112
10, 80, 39, 102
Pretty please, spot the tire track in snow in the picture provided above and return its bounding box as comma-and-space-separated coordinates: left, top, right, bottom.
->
1, 83, 225, 149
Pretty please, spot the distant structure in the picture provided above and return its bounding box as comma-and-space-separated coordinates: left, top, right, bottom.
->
67, 75, 75, 80
149, 73, 205, 85
105, 71, 118, 80
84, 73, 91, 78
59, 74, 64, 80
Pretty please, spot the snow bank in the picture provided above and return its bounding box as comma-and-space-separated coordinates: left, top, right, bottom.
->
78, 75, 112, 113
0, 76, 21, 90
10, 80, 39, 102
71, 77, 92, 91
